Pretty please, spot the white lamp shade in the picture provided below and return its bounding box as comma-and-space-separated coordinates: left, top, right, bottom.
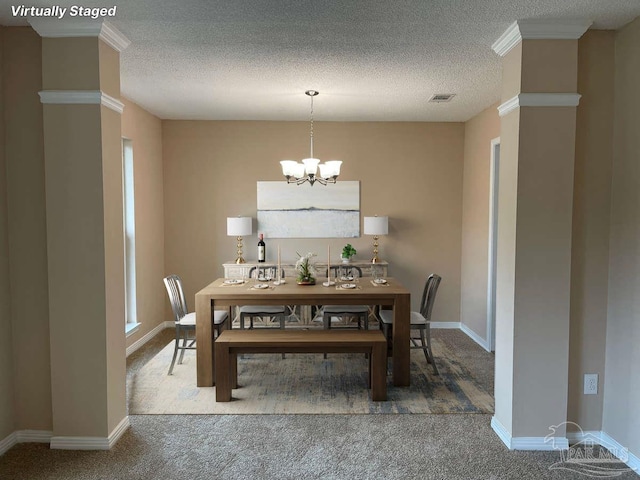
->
280, 160, 297, 176
227, 217, 252, 236
325, 160, 342, 176
292, 163, 306, 178
364, 216, 389, 235
302, 157, 320, 175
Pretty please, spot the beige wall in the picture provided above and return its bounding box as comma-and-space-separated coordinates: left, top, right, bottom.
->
460, 102, 500, 341
41, 37, 99, 91
0, 25, 17, 442
512, 106, 577, 436
101, 102, 126, 435
568, 30, 615, 431
495, 39, 578, 438
42, 36, 126, 438
3, 27, 51, 432
493, 107, 520, 433
521, 40, 579, 93
121, 98, 166, 348
603, 16, 640, 458
162, 121, 464, 320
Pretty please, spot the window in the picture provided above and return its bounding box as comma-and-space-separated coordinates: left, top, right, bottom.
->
123, 138, 139, 335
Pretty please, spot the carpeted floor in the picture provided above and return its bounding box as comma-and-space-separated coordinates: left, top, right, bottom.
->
2, 329, 638, 479
2, 414, 638, 480
128, 329, 494, 414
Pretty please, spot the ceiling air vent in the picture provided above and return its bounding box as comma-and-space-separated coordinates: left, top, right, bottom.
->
429, 93, 456, 103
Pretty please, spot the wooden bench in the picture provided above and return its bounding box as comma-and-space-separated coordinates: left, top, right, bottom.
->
214, 329, 388, 402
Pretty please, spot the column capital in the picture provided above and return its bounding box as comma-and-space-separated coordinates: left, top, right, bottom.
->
492, 19, 592, 57
38, 90, 125, 114
28, 18, 130, 52
498, 93, 581, 117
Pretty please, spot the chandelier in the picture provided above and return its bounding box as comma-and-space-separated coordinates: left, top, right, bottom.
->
280, 90, 342, 186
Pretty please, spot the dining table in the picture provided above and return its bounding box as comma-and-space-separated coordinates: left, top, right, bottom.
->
195, 276, 411, 387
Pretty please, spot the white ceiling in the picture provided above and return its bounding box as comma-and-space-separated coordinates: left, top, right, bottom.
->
2, 1, 640, 121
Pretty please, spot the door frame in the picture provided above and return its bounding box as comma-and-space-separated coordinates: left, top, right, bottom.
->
486, 137, 500, 352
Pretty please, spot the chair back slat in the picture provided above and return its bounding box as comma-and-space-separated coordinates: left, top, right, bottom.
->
419, 274, 441, 321
327, 265, 363, 278
248, 266, 285, 280
163, 274, 188, 322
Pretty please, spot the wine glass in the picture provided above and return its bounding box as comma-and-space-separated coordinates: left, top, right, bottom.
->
372, 264, 383, 282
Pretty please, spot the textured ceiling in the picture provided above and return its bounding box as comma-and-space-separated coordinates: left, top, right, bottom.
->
1, 1, 640, 121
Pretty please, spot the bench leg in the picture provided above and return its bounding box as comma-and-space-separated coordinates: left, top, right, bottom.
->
215, 344, 232, 402
371, 343, 387, 401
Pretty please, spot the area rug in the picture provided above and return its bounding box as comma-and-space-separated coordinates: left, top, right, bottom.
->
128, 336, 494, 414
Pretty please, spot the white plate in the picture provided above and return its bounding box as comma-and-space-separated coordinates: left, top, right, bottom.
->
257, 277, 269, 282
374, 278, 387, 284
224, 279, 242, 285
340, 276, 354, 281
341, 283, 357, 289
254, 283, 269, 289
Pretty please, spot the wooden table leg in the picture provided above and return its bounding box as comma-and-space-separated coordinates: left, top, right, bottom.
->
393, 293, 411, 386
231, 352, 238, 389
196, 295, 214, 387
215, 343, 231, 402
371, 342, 387, 401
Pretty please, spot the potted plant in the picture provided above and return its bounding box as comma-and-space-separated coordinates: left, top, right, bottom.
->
341, 244, 357, 263
295, 252, 317, 285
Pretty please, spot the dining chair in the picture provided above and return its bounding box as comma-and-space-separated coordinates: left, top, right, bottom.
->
239, 266, 287, 330
322, 265, 370, 330
318, 265, 370, 359
379, 273, 441, 375
163, 274, 229, 375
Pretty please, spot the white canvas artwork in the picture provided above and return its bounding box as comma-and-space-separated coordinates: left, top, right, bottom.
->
257, 181, 360, 238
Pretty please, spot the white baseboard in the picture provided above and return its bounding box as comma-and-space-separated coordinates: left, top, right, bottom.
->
50, 416, 130, 450
460, 323, 491, 352
600, 431, 640, 474
491, 416, 568, 450
107, 416, 131, 449
0, 429, 53, 456
0, 431, 17, 456
491, 416, 512, 448
432, 321, 492, 352
126, 321, 172, 357
431, 321, 461, 329
512, 436, 567, 450
16, 429, 53, 443
566, 430, 602, 445
566, 430, 639, 473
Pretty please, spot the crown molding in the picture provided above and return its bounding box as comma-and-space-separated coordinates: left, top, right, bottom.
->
498, 93, 581, 117
39, 90, 125, 114
28, 19, 130, 51
98, 21, 131, 52
100, 92, 126, 113
492, 19, 592, 57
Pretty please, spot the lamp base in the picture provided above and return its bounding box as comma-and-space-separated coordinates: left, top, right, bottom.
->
371, 257, 383, 263
235, 257, 246, 264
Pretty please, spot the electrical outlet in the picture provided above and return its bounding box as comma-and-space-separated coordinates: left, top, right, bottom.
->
584, 373, 598, 395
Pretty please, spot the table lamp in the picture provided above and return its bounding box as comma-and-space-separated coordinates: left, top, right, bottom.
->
227, 217, 252, 264
363, 215, 388, 263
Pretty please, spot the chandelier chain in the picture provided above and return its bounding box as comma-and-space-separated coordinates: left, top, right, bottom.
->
309, 94, 314, 158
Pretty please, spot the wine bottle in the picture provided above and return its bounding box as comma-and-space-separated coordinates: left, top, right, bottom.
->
258, 233, 266, 262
